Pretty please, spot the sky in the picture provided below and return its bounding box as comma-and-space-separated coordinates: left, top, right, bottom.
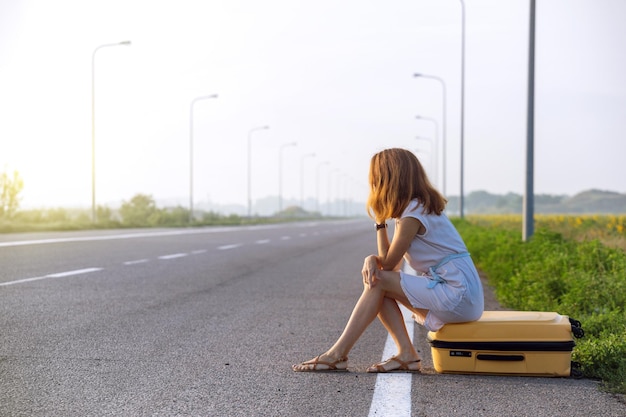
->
1, 0, 625, 214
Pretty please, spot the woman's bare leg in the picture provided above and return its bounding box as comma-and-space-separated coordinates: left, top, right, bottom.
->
292, 279, 387, 371
376, 297, 419, 357
325, 284, 385, 358
293, 270, 423, 371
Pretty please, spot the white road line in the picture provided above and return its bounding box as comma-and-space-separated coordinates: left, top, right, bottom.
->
217, 244, 241, 250
158, 253, 188, 260
0, 221, 359, 248
368, 305, 415, 417
124, 259, 149, 265
0, 227, 247, 247
280, 236, 291, 240
0, 267, 103, 287
255, 239, 270, 244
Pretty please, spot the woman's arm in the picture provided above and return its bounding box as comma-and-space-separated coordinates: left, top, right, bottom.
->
363, 217, 422, 287
377, 217, 421, 270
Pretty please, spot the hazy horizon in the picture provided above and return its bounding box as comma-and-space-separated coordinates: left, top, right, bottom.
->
2, 0, 625, 210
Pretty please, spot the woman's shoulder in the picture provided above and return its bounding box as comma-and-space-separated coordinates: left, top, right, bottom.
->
400, 199, 425, 218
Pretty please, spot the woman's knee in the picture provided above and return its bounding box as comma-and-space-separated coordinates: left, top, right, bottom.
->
376, 270, 402, 289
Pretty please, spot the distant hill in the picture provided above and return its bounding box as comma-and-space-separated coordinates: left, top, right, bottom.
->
446, 189, 626, 215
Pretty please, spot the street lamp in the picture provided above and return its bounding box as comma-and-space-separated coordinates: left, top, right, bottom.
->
327, 168, 340, 217
279, 142, 297, 214
415, 115, 439, 187
91, 40, 131, 223
316, 161, 329, 214
247, 125, 269, 217
459, 0, 466, 218
189, 94, 218, 223
413, 73, 447, 195
415, 135, 438, 187
300, 153, 316, 209
524, 0, 536, 240
414, 147, 432, 172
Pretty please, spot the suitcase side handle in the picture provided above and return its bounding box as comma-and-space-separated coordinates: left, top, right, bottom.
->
476, 354, 524, 362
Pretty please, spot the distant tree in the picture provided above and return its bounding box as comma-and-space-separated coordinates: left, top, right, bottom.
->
96, 205, 118, 226
0, 169, 24, 219
119, 194, 157, 227
153, 206, 189, 226
46, 208, 69, 222
202, 210, 222, 223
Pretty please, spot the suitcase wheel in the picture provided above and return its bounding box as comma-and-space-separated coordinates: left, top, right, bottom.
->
569, 317, 585, 339
570, 361, 583, 378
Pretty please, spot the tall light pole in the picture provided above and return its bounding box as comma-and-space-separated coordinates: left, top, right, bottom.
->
524, 0, 536, 241
189, 94, 218, 223
316, 161, 329, 214
91, 40, 131, 223
300, 153, 315, 209
327, 168, 340, 217
413, 73, 447, 195
415, 115, 439, 186
459, 0, 466, 218
278, 142, 297, 214
247, 125, 269, 217
415, 135, 438, 187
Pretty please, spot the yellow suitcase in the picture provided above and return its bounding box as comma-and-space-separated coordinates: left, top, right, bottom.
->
427, 311, 584, 377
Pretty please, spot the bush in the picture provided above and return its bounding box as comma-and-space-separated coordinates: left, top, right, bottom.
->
120, 194, 158, 227
454, 217, 626, 393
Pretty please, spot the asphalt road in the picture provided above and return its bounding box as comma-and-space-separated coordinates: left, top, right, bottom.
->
0, 220, 624, 417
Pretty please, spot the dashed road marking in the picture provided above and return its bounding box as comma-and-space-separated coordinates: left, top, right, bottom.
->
158, 253, 188, 260
2, 226, 340, 286
124, 259, 149, 265
217, 244, 242, 250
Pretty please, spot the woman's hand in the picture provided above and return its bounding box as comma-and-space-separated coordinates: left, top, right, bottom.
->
362, 255, 380, 288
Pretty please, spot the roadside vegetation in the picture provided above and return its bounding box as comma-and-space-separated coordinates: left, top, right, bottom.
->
0, 192, 324, 233
454, 215, 626, 394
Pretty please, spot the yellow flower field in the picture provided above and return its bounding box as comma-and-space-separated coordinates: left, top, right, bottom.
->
466, 214, 626, 251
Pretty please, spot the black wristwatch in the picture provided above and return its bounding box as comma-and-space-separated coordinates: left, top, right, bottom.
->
375, 222, 387, 230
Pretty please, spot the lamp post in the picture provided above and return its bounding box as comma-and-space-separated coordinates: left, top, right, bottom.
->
413, 73, 447, 195
415, 115, 439, 187
279, 142, 297, 214
341, 174, 351, 217
327, 168, 340, 216
459, 0, 466, 218
414, 148, 432, 175
91, 40, 131, 223
316, 161, 329, 214
524, 0, 536, 241
300, 153, 316, 209
247, 125, 269, 217
415, 135, 438, 187
189, 94, 218, 223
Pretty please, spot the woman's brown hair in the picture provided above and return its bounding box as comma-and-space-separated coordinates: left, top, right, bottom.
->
367, 148, 446, 221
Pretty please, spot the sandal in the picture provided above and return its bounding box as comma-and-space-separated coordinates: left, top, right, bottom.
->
292, 355, 348, 372
366, 357, 421, 373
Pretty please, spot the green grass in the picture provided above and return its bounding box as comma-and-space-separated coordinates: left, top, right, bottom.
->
453, 218, 626, 393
